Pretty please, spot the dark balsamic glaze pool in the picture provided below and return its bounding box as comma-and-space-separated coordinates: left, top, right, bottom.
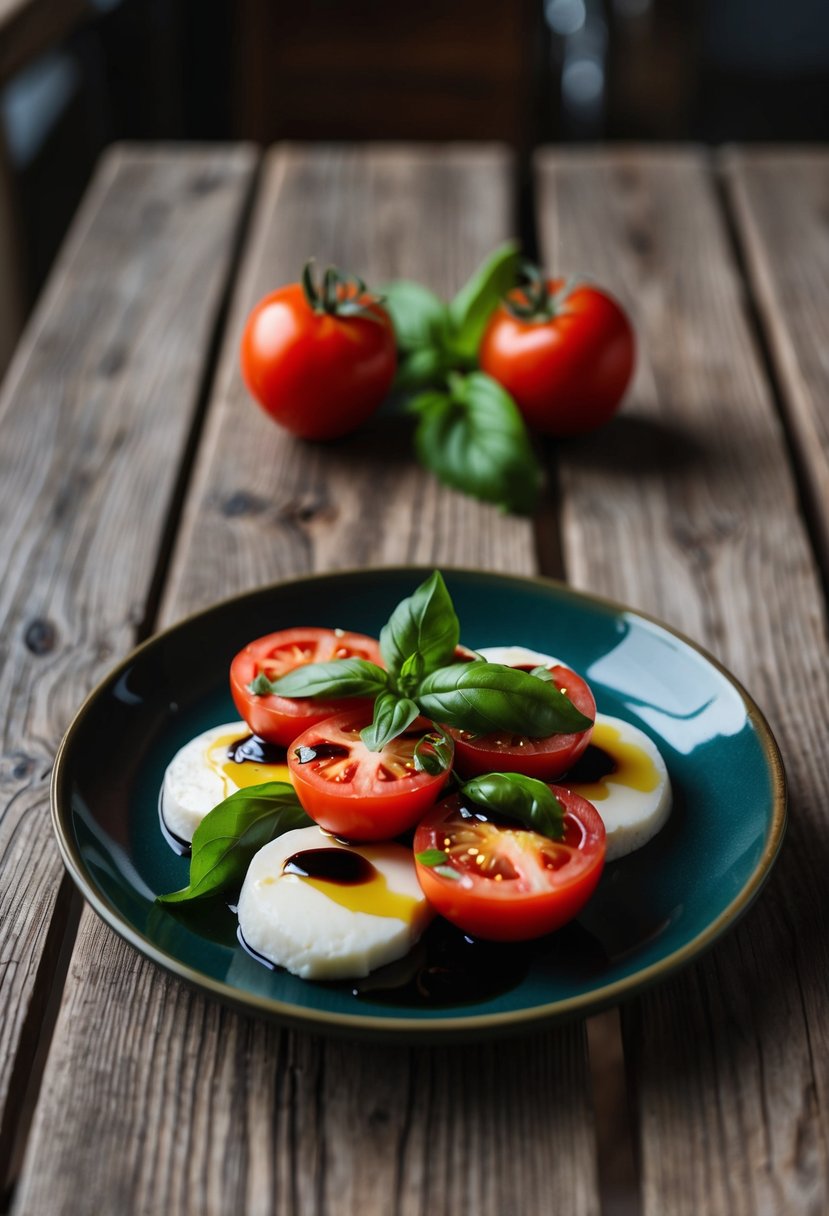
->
283, 847, 375, 885
227, 734, 287, 765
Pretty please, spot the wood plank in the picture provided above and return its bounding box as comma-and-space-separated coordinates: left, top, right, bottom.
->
0, 144, 255, 1194
536, 148, 829, 1214
722, 148, 829, 579
14, 146, 601, 1216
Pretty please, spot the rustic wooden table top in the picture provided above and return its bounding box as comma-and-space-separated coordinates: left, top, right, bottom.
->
1, 142, 828, 1216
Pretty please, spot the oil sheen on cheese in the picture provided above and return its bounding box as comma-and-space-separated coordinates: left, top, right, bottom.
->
161, 721, 291, 845
237, 826, 434, 980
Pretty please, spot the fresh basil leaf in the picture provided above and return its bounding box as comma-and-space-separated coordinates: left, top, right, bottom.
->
158, 783, 312, 903
399, 651, 425, 693
380, 570, 459, 682
418, 662, 594, 737
360, 692, 420, 751
267, 658, 389, 699
395, 347, 449, 391
381, 279, 448, 353
446, 241, 521, 360
461, 772, 565, 841
395, 348, 442, 390
415, 848, 449, 867
248, 672, 276, 695
413, 729, 454, 775
410, 373, 542, 515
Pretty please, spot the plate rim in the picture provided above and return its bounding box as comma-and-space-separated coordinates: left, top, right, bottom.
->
51, 564, 787, 1039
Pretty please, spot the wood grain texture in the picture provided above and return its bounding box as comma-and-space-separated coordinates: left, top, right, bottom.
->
537, 148, 829, 1215
722, 149, 829, 580
13, 147, 600, 1216
0, 144, 255, 1190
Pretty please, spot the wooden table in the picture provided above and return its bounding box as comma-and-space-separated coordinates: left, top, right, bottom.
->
1, 143, 827, 1216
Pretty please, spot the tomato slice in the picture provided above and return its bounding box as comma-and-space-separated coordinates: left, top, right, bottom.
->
414, 788, 605, 941
287, 711, 453, 841
230, 627, 383, 746
448, 663, 596, 780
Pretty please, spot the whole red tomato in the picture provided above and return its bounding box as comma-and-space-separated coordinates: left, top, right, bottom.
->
479, 275, 635, 437
240, 264, 397, 440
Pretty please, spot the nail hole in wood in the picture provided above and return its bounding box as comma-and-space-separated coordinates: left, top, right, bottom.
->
24, 619, 57, 655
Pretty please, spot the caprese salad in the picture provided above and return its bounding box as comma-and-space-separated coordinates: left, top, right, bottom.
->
158, 573, 671, 991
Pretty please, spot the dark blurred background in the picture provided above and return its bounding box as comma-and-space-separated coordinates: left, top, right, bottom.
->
1, 0, 827, 369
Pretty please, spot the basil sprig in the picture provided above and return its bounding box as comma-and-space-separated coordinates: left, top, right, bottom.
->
382, 242, 521, 386
158, 782, 311, 904
381, 245, 542, 516
255, 571, 593, 755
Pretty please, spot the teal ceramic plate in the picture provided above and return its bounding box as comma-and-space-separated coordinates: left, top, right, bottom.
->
52, 568, 786, 1041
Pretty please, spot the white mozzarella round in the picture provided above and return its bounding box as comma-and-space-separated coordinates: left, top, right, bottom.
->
476, 645, 563, 669
161, 721, 290, 844
567, 713, 672, 861
475, 647, 672, 861
238, 826, 434, 980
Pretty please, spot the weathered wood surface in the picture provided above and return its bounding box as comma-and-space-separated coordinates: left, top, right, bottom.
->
0, 144, 255, 1197
537, 148, 829, 1215
14, 147, 600, 1216
723, 148, 829, 581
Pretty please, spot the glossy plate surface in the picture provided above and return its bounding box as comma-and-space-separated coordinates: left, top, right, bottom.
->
52, 568, 786, 1041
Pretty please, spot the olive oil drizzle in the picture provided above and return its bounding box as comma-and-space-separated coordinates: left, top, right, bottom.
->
206, 731, 291, 795
566, 721, 660, 802
276, 847, 420, 922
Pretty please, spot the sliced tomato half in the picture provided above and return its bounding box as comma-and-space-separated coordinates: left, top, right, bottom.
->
413, 787, 605, 941
230, 627, 383, 746
448, 663, 596, 781
287, 711, 453, 841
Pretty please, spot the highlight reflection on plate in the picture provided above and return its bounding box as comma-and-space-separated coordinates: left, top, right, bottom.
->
51, 568, 786, 1041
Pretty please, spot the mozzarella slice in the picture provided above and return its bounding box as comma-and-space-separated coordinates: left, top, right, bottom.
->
237, 825, 434, 980
476, 645, 563, 669
477, 646, 672, 860
565, 713, 671, 861
161, 721, 291, 844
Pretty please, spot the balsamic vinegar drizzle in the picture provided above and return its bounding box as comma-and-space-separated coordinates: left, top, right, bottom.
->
283, 848, 375, 885
227, 733, 287, 765
566, 744, 618, 784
